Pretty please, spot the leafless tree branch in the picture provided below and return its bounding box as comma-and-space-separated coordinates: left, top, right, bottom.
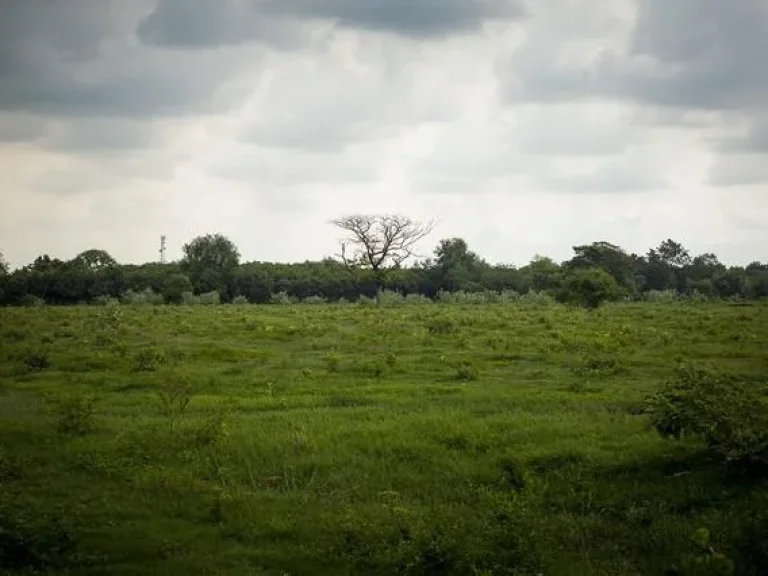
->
330, 214, 436, 273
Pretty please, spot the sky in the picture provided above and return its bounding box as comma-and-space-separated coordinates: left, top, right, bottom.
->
1, 0, 766, 270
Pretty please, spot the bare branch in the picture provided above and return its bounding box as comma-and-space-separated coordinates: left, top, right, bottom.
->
330, 214, 436, 275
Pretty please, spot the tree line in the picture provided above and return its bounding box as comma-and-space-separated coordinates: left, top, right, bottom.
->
0, 214, 766, 306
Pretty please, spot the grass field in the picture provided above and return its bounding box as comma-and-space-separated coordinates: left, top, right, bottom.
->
1, 301, 767, 575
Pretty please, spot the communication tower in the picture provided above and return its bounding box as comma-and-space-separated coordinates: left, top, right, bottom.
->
159, 235, 167, 264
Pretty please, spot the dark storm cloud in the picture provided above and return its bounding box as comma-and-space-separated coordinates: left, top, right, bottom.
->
137, 0, 526, 48
504, 0, 768, 111
0, 1, 260, 118
136, 0, 307, 49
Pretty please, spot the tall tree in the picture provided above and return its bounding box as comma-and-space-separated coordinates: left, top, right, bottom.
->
72, 249, 117, 270
433, 238, 485, 292
331, 214, 435, 289
0, 250, 8, 276
181, 234, 240, 296
567, 241, 638, 293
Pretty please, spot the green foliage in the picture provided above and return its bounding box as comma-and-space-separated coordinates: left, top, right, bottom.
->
156, 380, 193, 432
162, 273, 193, 304
122, 288, 164, 306
181, 233, 240, 295
132, 347, 167, 372
270, 291, 295, 305
231, 295, 249, 305
646, 365, 768, 466
454, 360, 480, 381
198, 291, 221, 305
557, 266, 623, 308
24, 345, 51, 371
55, 393, 97, 436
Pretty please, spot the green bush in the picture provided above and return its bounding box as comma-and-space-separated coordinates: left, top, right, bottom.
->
198, 291, 221, 305
162, 273, 193, 304
557, 267, 622, 309
181, 291, 200, 305
55, 394, 96, 436
646, 365, 768, 466
231, 295, 249, 305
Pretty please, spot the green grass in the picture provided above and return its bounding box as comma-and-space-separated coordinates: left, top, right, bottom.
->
1, 302, 767, 575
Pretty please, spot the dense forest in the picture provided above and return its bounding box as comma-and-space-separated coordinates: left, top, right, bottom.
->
1, 218, 767, 306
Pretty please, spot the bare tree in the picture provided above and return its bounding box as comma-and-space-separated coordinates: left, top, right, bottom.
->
331, 214, 436, 279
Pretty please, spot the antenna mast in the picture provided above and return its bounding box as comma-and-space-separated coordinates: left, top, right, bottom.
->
159, 235, 167, 264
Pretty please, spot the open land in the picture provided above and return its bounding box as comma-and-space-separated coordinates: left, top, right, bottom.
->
1, 301, 767, 575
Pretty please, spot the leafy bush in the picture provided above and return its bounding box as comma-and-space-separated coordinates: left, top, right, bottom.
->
24, 347, 51, 371
644, 289, 680, 303
198, 291, 221, 305
157, 381, 193, 432
377, 290, 405, 307
231, 295, 249, 305
55, 394, 96, 436
162, 273, 193, 304
270, 291, 295, 305
92, 295, 120, 306
454, 361, 479, 381
646, 365, 768, 466
132, 347, 167, 372
122, 288, 163, 306
557, 267, 623, 309
302, 295, 327, 305
181, 291, 200, 305
21, 295, 45, 307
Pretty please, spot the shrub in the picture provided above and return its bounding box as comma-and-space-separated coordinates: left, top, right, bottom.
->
646, 365, 768, 466
157, 381, 193, 432
181, 291, 200, 305
24, 347, 51, 371
162, 273, 193, 304
427, 317, 457, 335
21, 295, 45, 307
231, 295, 249, 305
198, 291, 221, 305
557, 267, 622, 309
55, 394, 96, 436
303, 295, 327, 305
644, 289, 680, 303
122, 288, 163, 306
454, 361, 479, 381
132, 347, 167, 372
270, 291, 294, 305
92, 295, 119, 306
377, 290, 405, 307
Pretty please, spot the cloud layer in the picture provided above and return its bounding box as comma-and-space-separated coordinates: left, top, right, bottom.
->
1, 0, 766, 269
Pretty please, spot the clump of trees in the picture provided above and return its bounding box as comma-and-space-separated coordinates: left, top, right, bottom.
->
1, 215, 766, 307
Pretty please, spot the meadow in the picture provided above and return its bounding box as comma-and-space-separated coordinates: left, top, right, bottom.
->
1, 300, 766, 575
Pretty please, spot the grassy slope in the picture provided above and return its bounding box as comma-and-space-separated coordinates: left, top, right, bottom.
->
0, 302, 766, 575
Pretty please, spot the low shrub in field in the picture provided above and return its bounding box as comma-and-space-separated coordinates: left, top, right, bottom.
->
92, 295, 120, 306
156, 380, 193, 432
644, 289, 681, 303
122, 288, 164, 306
303, 295, 327, 305
132, 347, 167, 372
646, 365, 768, 466
270, 291, 295, 305
55, 394, 96, 436
21, 295, 45, 307
231, 295, 249, 305
198, 291, 221, 305
24, 346, 51, 371
427, 317, 457, 335
181, 291, 200, 305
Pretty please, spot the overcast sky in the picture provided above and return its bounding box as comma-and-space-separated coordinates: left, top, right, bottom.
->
1, 0, 766, 269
